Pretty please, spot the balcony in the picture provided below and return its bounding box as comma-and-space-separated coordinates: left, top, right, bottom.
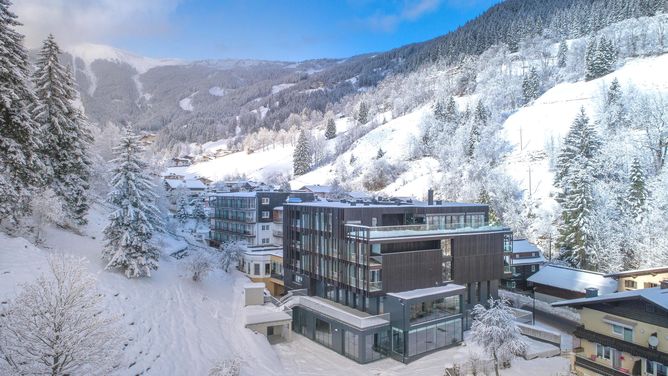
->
574, 354, 630, 376
574, 326, 668, 365
345, 222, 510, 242
370, 281, 383, 292
273, 230, 283, 238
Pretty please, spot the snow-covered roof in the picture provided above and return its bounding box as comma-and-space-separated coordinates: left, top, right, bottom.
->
245, 311, 292, 326
386, 283, 466, 301
512, 239, 540, 254
285, 296, 389, 329
244, 282, 266, 290
285, 200, 487, 209
164, 179, 207, 190
510, 254, 546, 266
346, 191, 372, 199
552, 286, 668, 311
527, 265, 617, 295
604, 266, 668, 279
300, 185, 332, 194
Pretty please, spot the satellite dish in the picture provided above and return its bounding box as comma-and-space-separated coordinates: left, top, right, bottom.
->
649, 335, 659, 347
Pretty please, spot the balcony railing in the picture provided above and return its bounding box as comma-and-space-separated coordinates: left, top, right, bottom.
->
345, 222, 510, 241
574, 354, 629, 376
370, 281, 383, 292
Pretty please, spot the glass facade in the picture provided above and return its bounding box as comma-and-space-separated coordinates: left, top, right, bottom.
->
405, 319, 462, 357
409, 296, 460, 324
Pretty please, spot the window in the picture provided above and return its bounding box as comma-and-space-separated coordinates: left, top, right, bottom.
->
624, 280, 637, 289
647, 360, 655, 374
265, 263, 270, 275
645, 282, 659, 288
261, 197, 270, 205
261, 224, 270, 231
531, 265, 537, 272
315, 319, 332, 347
261, 238, 270, 244
253, 264, 260, 276
262, 211, 270, 219
596, 343, 611, 360
612, 324, 623, 335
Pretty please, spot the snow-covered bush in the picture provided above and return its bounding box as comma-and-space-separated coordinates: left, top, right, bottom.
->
0, 255, 121, 375
208, 357, 241, 376
362, 159, 405, 191
30, 188, 66, 243
186, 251, 215, 282
219, 241, 247, 272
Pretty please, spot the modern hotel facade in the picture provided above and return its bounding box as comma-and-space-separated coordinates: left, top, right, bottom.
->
282, 196, 512, 363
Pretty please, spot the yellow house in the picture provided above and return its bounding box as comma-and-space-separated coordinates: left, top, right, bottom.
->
553, 280, 668, 376
238, 246, 285, 297
605, 267, 668, 292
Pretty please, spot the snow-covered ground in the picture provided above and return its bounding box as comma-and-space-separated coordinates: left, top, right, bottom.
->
503, 53, 668, 202
0, 205, 284, 376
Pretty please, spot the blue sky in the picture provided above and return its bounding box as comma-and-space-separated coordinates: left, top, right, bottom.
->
16, 0, 500, 61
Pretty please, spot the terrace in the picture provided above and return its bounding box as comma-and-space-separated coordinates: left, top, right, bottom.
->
345, 222, 511, 242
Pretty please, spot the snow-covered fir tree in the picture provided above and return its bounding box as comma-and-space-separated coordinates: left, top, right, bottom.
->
191, 199, 208, 229
325, 118, 336, 139
32, 34, 92, 225
555, 108, 602, 270
602, 78, 627, 133
0, 255, 121, 375
626, 158, 647, 221
470, 298, 527, 376
557, 40, 568, 68
175, 195, 189, 225
0, 0, 44, 222
102, 127, 164, 278
585, 37, 617, 81
293, 129, 312, 176
521, 66, 540, 104
356, 101, 369, 125
376, 147, 385, 159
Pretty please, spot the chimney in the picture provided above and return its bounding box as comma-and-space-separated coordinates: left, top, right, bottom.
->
661, 280, 668, 289
585, 287, 598, 298
427, 189, 434, 206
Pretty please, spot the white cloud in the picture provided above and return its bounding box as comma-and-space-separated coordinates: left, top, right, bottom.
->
12, 0, 182, 48
365, 0, 441, 32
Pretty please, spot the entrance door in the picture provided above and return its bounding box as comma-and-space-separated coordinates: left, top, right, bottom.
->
267, 326, 274, 336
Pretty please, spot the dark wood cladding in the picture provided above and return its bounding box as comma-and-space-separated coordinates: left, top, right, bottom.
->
533, 284, 584, 300
383, 249, 442, 293
452, 233, 504, 283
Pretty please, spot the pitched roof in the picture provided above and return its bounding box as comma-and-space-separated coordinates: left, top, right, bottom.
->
300, 184, 333, 194
512, 239, 541, 254
604, 266, 668, 279
552, 286, 668, 311
527, 265, 617, 295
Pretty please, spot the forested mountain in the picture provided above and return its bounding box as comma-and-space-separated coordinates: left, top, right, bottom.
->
56, 0, 666, 150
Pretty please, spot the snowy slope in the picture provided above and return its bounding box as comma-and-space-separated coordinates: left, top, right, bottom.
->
0, 205, 285, 376
67, 43, 184, 74
503, 53, 668, 202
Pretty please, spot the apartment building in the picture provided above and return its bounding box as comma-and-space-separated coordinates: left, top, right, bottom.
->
281, 196, 512, 363
238, 246, 285, 296
208, 191, 314, 248
553, 280, 668, 376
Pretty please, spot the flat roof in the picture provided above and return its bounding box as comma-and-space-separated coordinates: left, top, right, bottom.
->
284, 200, 487, 209
387, 283, 466, 300
288, 296, 389, 329
245, 311, 292, 326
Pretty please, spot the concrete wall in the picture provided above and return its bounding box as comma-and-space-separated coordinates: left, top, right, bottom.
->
245, 284, 265, 306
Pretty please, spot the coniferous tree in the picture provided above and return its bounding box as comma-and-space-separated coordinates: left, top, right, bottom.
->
626, 158, 647, 220
376, 147, 385, 159
191, 199, 208, 230
356, 101, 369, 125
522, 67, 541, 104
584, 39, 598, 81
557, 40, 568, 68
293, 129, 312, 176
555, 108, 602, 270
102, 128, 164, 278
603, 78, 627, 132
175, 195, 189, 225
0, 0, 44, 222
325, 118, 336, 139
468, 101, 489, 158
32, 34, 93, 225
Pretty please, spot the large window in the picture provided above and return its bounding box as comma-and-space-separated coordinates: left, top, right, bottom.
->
624, 280, 637, 289
392, 328, 404, 355
344, 331, 359, 361
365, 331, 390, 362
406, 318, 462, 357
409, 296, 460, 324
315, 319, 332, 347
